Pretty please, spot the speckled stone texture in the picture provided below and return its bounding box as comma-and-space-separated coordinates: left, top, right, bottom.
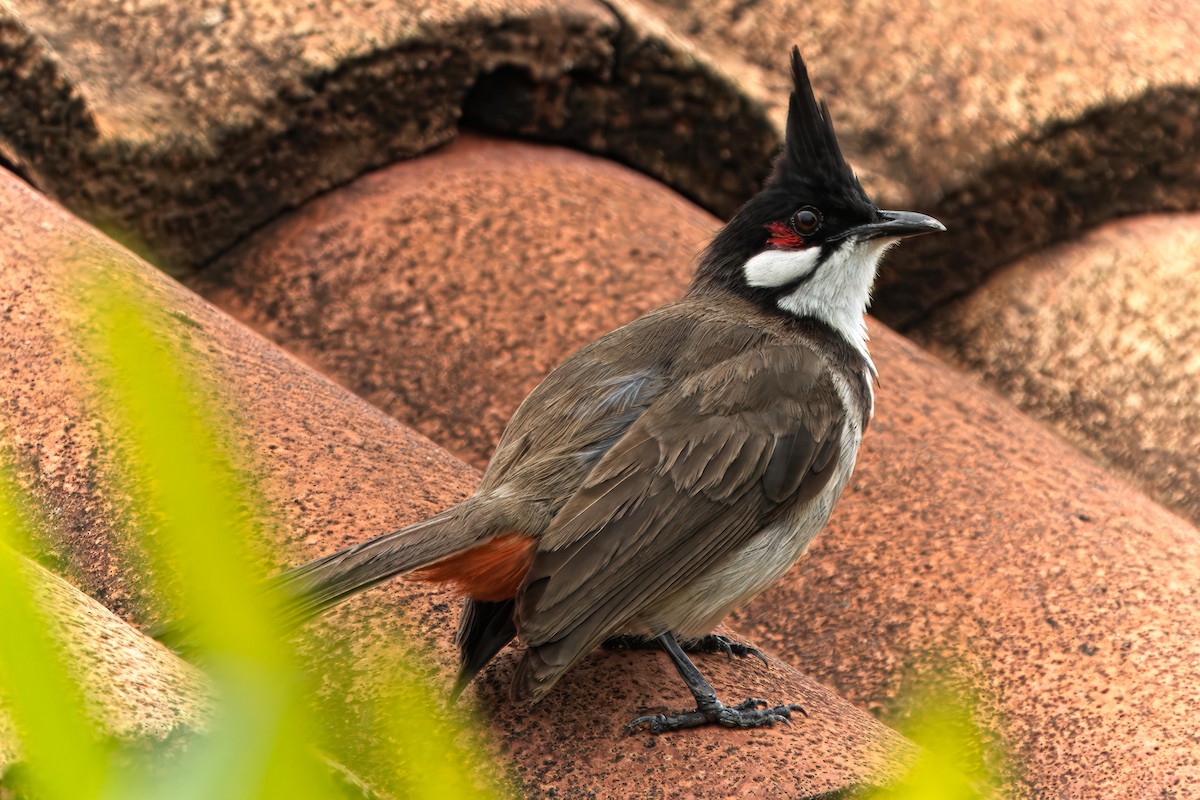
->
634, 0, 1200, 326
0, 169, 919, 797
0, 558, 211, 774
191, 135, 712, 467
7, 0, 1194, 331
0, 0, 774, 275
914, 213, 1200, 529
190, 141, 1200, 797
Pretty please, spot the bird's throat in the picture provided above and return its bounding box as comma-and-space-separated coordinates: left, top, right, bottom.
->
775, 237, 894, 360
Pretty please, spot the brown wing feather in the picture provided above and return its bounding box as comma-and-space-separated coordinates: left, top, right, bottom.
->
512, 343, 845, 701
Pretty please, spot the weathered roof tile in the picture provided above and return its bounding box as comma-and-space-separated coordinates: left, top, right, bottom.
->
915, 213, 1200, 528
0, 166, 916, 798
192, 139, 1200, 796
0, 0, 775, 275
191, 135, 710, 467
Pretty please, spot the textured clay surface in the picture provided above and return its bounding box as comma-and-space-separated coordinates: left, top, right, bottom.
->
0, 0, 775, 274
192, 135, 713, 468
636, 0, 1200, 325
0, 169, 917, 798
193, 140, 1200, 798
916, 213, 1200, 529
5, 0, 1196, 326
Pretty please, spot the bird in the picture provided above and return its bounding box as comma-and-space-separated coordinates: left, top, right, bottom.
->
275, 46, 945, 733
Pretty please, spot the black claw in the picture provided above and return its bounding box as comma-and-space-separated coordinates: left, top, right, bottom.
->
626, 697, 804, 734
687, 634, 770, 666
626, 633, 802, 735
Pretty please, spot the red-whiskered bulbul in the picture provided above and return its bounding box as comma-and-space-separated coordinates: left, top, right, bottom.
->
277, 47, 944, 733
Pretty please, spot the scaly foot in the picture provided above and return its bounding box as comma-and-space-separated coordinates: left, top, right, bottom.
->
626, 697, 806, 734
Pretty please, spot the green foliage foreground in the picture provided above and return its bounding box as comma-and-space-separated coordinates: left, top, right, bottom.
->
0, 266, 503, 800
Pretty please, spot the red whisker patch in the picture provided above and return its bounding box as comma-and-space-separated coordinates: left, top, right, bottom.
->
765, 221, 805, 248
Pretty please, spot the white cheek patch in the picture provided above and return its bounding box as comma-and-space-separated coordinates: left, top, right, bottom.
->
742, 248, 821, 288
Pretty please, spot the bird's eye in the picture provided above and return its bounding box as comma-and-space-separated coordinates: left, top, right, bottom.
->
791, 207, 822, 235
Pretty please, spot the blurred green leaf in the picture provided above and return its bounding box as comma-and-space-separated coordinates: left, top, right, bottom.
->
75, 270, 334, 800
866, 667, 1004, 800
351, 643, 505, 800
1, 259, 508, 800
0, 471, 109, 800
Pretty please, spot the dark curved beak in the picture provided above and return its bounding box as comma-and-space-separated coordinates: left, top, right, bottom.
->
833, 209, 946, 242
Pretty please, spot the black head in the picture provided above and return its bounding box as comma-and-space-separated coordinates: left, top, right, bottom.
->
691, 48, 943, 346
770, 46, 874, 228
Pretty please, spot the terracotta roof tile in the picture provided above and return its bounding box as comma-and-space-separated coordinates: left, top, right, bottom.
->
915, 213, 1200, 528
6, 1, 1194, 329
738, 320, 1200, 798
0, 0, 774, 274
0, 558, 210, 773
192, 139, 1200, 796
0, 167, 916, 798
191, 135, 710, 467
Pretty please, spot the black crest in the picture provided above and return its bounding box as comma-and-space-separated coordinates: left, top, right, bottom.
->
770, 47, 867, 204
690, 47, 875, 292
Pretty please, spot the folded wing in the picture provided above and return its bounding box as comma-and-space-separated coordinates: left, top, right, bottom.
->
512, 342, 845, 701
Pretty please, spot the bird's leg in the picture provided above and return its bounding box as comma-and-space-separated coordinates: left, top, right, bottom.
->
625, 632, 805, 734
604, 633, 768, 665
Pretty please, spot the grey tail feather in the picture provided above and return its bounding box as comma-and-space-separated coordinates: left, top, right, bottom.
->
271, 505, 479, 626
150, 505, 484, 653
